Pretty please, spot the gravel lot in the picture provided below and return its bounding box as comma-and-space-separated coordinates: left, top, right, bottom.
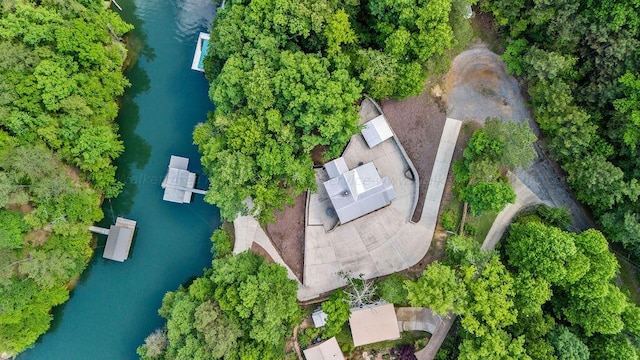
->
444, 43, 594, 231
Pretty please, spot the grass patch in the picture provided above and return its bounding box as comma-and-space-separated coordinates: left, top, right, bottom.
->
617, 254, 640, 306
465, 211, 498, 245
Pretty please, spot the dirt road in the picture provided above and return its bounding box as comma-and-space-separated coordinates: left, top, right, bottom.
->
443, 43, 594, 231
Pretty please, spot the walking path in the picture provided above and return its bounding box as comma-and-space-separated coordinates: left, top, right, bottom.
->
396, 307, 440, 333
419, 118, 461, 231
233, 215, 300, 283
481, 174, 543, 250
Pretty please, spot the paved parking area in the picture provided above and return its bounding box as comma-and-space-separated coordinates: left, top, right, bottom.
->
298, 115, 462, 300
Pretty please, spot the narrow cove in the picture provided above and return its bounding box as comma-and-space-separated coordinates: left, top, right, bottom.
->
21, 0, 220, 358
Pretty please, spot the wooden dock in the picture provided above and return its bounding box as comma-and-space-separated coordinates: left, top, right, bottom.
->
89, 226, 110, 236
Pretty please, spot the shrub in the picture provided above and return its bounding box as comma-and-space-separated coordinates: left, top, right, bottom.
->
440, 207, 460, 232
210, 229, 233, 258
378, 274, 409, 305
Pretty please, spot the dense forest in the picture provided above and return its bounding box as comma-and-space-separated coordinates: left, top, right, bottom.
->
407, 213, 640, 359
479, 0, 640, 258
0, 0, 132, 355
195, 0, 473, 223
137, 231, 302, 360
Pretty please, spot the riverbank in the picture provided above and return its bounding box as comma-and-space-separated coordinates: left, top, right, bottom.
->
20, 1, 220, 358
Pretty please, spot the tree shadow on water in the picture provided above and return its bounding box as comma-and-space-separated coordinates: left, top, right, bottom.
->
104, 1, 154, 220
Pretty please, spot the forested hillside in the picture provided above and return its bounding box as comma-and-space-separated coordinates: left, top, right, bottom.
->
195, 0, 473, 223
137, 231, 302, 360
0, 0, 132, 355
479, 0, 640, 258
407, 217, 640, 359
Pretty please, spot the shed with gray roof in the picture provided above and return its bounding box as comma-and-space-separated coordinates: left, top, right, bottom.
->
361, 114, 393, 148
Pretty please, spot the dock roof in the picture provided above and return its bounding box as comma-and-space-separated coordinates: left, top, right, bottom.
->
102, 217, 136, 262
162, 156, 197, 204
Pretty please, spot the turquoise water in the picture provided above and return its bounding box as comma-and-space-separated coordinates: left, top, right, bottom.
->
21, 0, 219, 358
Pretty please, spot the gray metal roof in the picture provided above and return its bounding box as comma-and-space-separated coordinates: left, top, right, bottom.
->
312, 310, 328, 327
324, 157, 349, 179
323, 162, 396, 224
361, 114, 393, 148
103, 225, 133, 262
162, 156, 197, 203
168, 155, 189, 169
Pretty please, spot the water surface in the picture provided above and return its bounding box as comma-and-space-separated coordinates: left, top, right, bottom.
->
21, 1, 219, 358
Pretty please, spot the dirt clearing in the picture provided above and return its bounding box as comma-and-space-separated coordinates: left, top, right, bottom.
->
382, 88, 447, 222
263, 193, 306, 281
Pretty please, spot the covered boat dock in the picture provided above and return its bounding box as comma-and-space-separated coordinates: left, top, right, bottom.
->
161, 155, 207, 203
90, 217, 137, 262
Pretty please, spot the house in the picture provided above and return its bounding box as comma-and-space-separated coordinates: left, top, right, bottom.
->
323, 158, 396, 224
348, 302, 401, 347
303, 337, 345, 360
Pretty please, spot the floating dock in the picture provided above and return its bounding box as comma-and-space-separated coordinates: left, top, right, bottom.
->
90, 217, 137, 262
161, 155, 207, 203
191, 32, 210, 72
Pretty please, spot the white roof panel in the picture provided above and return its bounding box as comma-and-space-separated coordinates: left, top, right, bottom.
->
361, 115, 393, 148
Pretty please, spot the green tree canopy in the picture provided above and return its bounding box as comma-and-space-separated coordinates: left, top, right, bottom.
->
405, 261, 465, 316
454, 119, 536, 215
547, 326, 590, 360
141, 250, 301, 360
321, 289, 351, 338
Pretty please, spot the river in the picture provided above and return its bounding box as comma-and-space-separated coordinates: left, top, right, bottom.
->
21, 0, 220, 358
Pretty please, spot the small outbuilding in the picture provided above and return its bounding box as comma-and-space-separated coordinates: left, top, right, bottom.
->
312, 309, 328, 328
348, 302, 401, 347
361, 114, 393, 148
323, 160, 396, 224
303, 337, 345, 360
